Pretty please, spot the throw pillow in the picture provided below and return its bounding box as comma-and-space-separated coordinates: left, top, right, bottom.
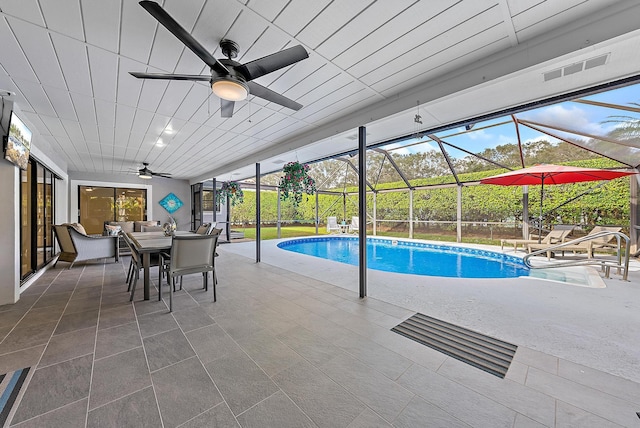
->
140, 225, 163, 232
105, 224, 122, 236
65, 222, 87, 235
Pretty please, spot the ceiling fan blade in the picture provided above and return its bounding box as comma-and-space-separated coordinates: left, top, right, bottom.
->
129, 72, 211, 81
247, 82, 302, 111
153, 173, 173, 178
221, 99, 235, 118
139, 1, 228, 75
237, 45, 308, 81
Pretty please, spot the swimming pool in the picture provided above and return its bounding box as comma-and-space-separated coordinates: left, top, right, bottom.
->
277, 236, 530, 279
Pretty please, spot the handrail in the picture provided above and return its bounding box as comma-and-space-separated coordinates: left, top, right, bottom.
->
523, 231, 631, 281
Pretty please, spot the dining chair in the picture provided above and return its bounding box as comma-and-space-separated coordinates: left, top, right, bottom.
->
125, 234, 160, 301
195, 223, 211, 234
159, 234, 218, 311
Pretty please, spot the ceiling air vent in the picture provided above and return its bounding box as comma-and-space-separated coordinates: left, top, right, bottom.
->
543, 53, 609, 82
543, 69, 562, 81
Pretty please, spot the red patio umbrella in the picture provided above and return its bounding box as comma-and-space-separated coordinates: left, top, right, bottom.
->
480, 164, 637, 239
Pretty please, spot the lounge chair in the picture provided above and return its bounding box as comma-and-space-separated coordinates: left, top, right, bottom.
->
527, 226, 623, 259
349, 216, 359, 234
53, 225, 119, 268
327, 216, 341, 234
500, 228, 573, 252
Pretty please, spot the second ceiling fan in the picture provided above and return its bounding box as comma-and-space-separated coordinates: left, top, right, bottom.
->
130, 1, 309, 118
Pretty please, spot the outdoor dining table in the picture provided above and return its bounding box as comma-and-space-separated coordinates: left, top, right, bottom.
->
125, 231, 194, 300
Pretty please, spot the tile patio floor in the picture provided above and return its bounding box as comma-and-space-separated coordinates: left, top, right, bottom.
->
1, 248, 639, 427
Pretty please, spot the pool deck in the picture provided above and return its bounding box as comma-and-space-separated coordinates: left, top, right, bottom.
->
223, 238, 640, 385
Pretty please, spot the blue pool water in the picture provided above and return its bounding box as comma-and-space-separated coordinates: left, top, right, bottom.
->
277, 237, 530, 279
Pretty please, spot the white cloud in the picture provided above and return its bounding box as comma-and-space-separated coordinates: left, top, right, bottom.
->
520, 104, 614, 136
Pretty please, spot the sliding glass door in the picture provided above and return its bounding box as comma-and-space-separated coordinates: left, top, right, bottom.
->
78, 186, 147, 235
20, 159, 56, 281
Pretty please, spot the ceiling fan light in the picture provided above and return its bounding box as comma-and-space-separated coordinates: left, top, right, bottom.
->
139, 172, 152, 179
212, 79, 248, 101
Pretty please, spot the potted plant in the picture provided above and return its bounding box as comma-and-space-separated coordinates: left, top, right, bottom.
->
216, 181, 244, 206
279, 161, 316, 206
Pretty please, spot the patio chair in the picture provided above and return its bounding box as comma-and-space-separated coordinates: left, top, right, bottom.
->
53, 225, 119, 269
327, 216, 341, 234
349, 216, 359, 234
124, 234, 160, 301
159, 234, 218, 311
195, 223, 211, 234
527, 226, 623, 259
500, 227, 574, 252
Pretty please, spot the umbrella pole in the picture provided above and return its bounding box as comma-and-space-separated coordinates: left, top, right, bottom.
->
538, 178, 544, 243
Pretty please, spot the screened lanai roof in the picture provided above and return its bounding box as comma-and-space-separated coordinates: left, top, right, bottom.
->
232, 79, 640, 192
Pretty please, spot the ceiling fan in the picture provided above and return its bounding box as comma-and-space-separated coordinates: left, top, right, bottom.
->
137, 162, 172, 179
129, 0, 309, 118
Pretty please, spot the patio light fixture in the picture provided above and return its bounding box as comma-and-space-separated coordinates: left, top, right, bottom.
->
211, 78, 248, 101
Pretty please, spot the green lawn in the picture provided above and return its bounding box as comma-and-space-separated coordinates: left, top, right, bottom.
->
235, 225, 501, 246
237, 225, 329, 240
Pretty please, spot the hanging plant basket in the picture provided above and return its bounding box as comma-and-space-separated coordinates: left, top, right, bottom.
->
278, 161, 316, 206
216, 181, 244, 206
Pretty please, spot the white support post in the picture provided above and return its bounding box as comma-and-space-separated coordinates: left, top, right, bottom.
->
522, 185, 529, 239
409, 189, 414, 239
457, 185, 462, 243
277, 188, 281, 239
373, 192, 377, 236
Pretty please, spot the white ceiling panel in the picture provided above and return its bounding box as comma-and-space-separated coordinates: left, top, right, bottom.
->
87, 47, 118, 102
98, 125, 114, 145
147, 114, 172, 137
61, 118, 85, 142
94, 98, 115, 130
506, 0, 544, 16
332, 0, 462, 70
14, 79, 55, 116
69, 92, 98, 140
39, 115, 66, 137
296, 0, 373, 50
20, 111, 49, 135
114, 104, 136, 146
156, 80, 194, 117
0, 17, 39, 82
39, 0, 83, 40
190, 0, 242, 56
43, 85, 76, 121
0, 0, 44, 25
137, 78, 169, 113
222, 11, 269, 61
116, 57, 145, 107
50, 34, 93, 96
172, 85, 209, 121
81, 0, 120, 52
371, 22, 508, 93
119, 0, 158, 61
511, 0, 584, 33
316, 0, 416, 60
349, 2, 500, 80
248, 0, 289, 22
274, 0, 331, 37
130, 109, 155, 135
9, 19, 66, 88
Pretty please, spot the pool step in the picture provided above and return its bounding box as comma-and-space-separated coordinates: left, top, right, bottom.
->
391, 313, 517, 378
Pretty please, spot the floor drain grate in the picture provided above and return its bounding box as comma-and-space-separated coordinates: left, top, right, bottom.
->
392, 313, 517, 378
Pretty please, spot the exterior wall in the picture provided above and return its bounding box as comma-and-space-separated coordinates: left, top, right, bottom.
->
68, 172, 191, 231
0, 162, 20, 304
